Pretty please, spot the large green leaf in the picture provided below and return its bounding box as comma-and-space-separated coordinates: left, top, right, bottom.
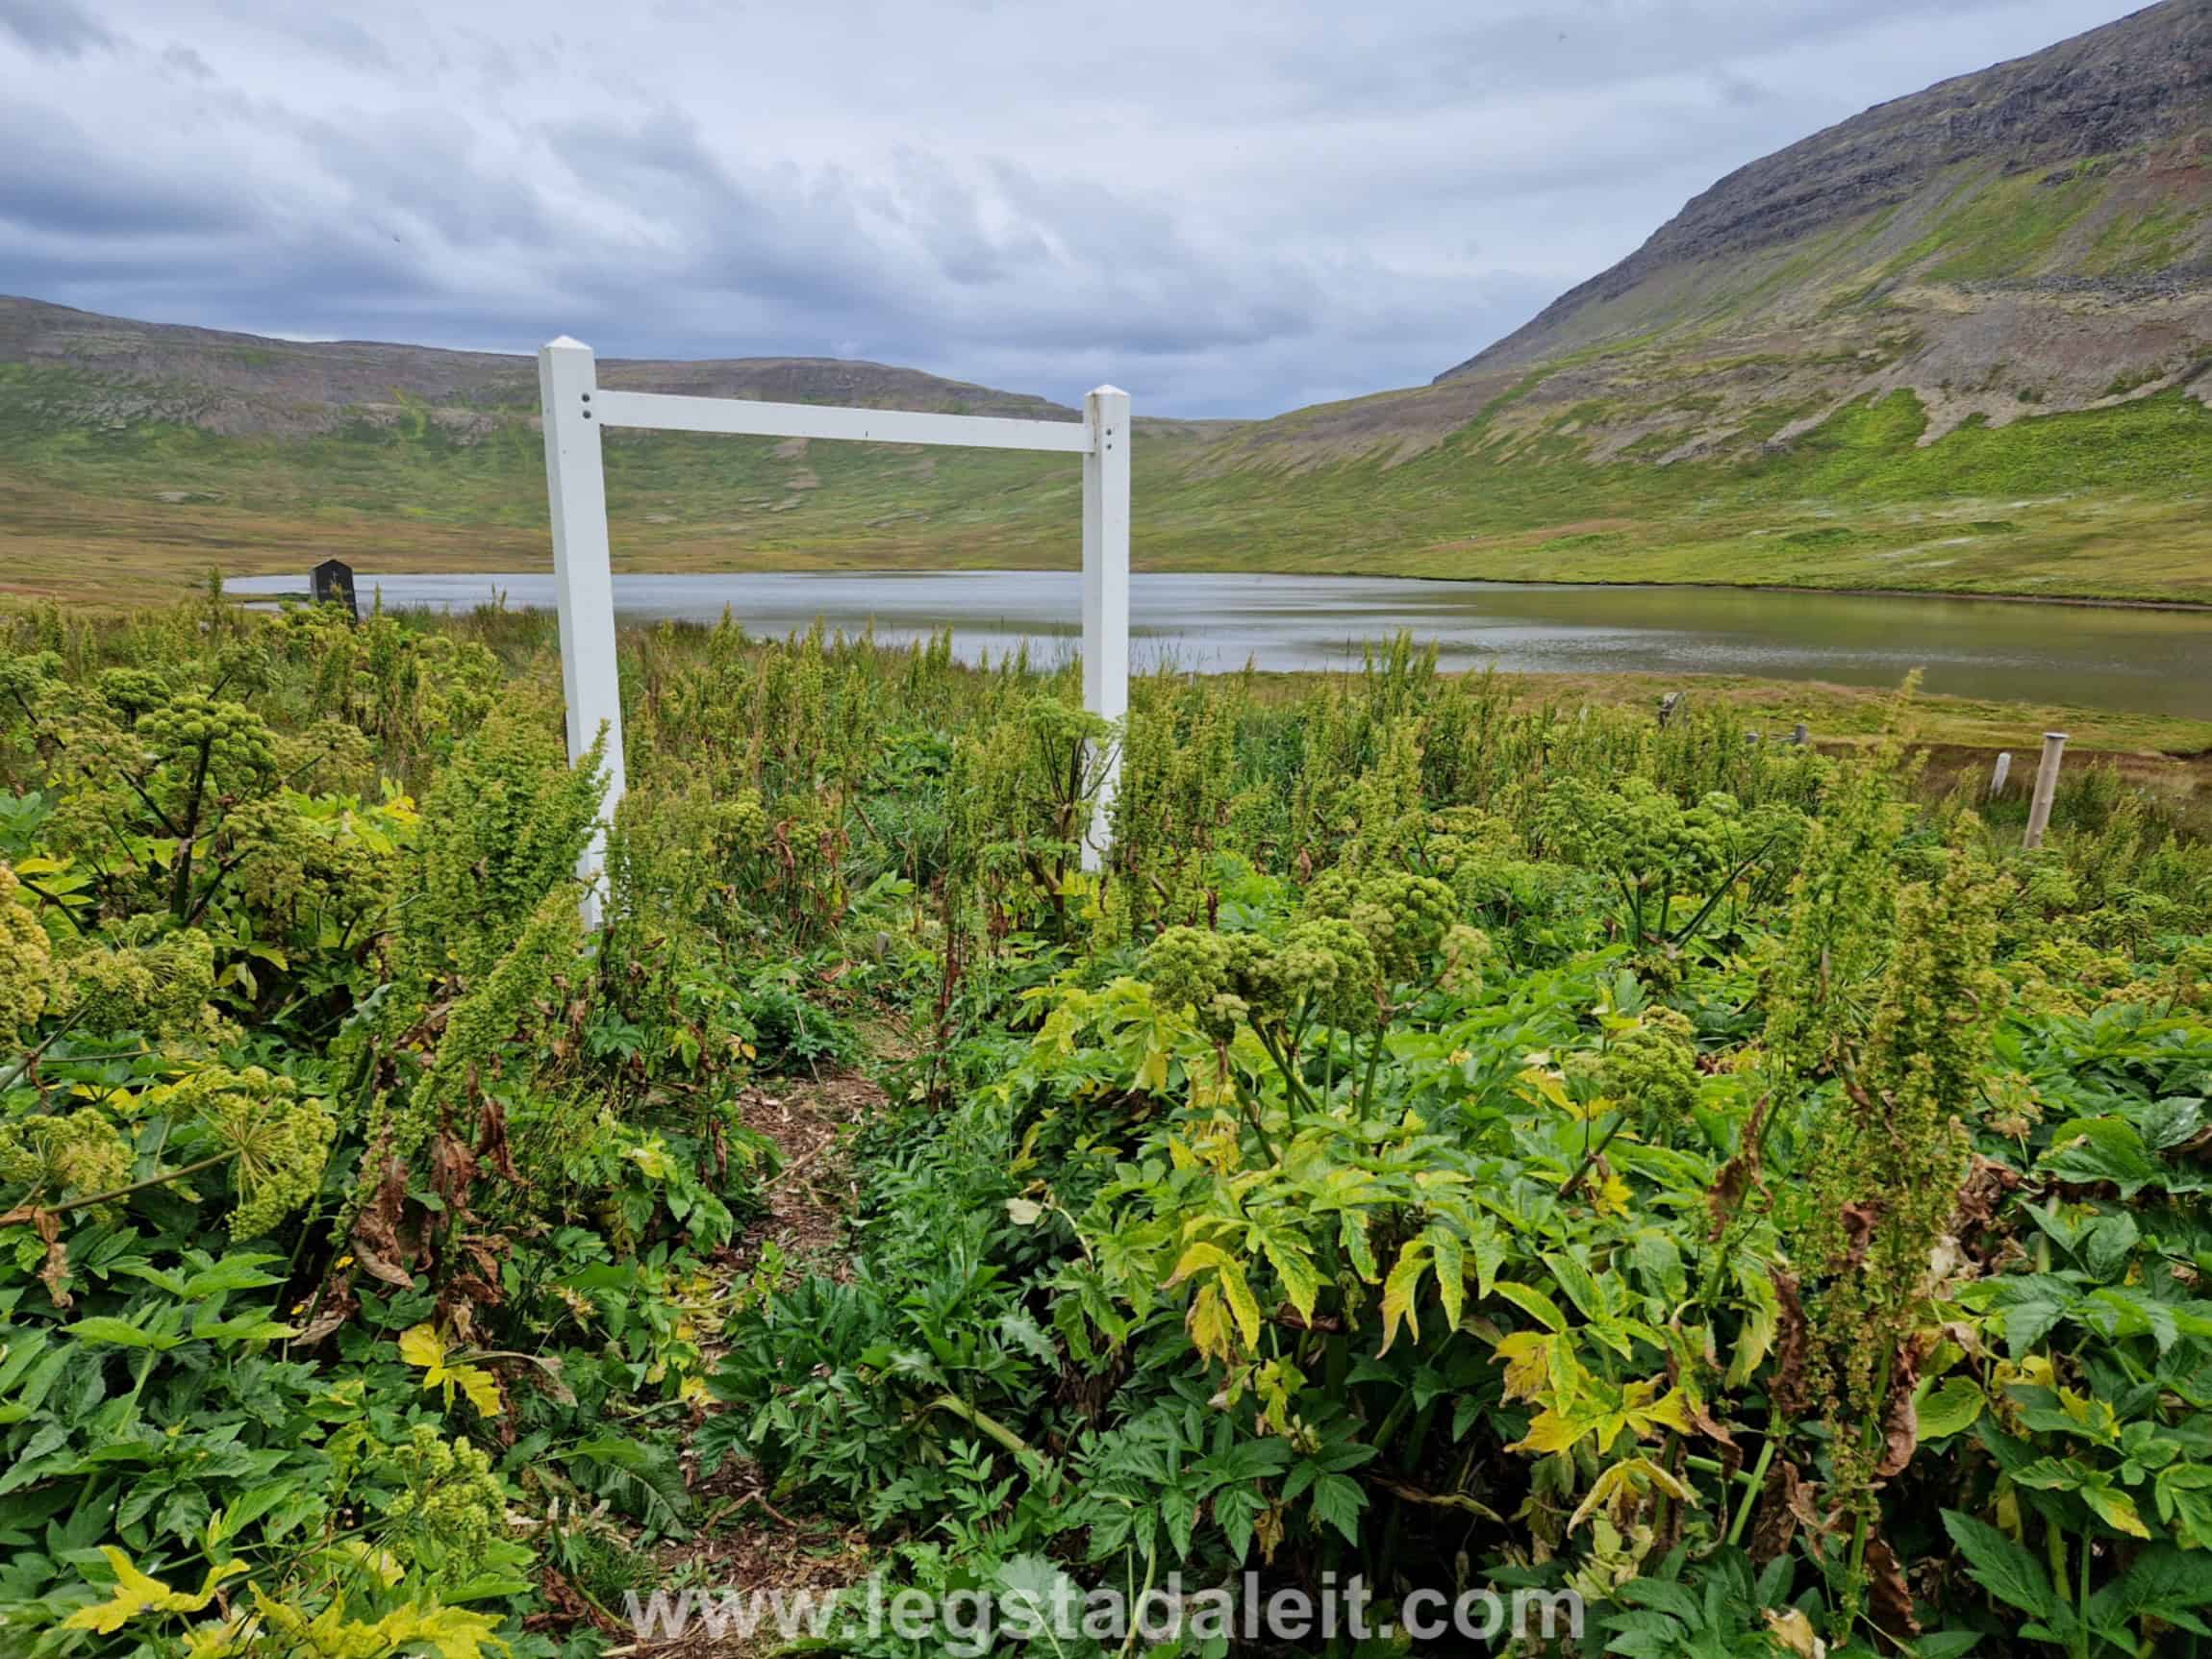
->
1916, 1378, 1987, 1441
1942, 1510, 2055, 1619
63, 1318, 185, 1352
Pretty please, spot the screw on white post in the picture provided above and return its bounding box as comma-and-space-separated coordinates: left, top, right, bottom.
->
2022, 732, 2067, 850
1080, 386, 1131, 872
1988, 751, 2013, 798
537, 337, 628, 927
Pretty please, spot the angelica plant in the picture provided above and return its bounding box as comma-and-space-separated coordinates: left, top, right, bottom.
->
0, 862, 59, 1035
160, 1064, 338, 1237
0, 1108, 134, 1218
64, 926, 216, 1039
377, 1424, 523, 1583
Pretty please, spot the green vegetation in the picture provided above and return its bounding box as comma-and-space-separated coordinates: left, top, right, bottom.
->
2086, 203, 2211, 279
1908, 162, 2111, 284
3, 355, 2208, 604
5, 596, 2211, 1657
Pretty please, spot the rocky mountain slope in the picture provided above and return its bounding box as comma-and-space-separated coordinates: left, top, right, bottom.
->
1220, 0, 2211, 470
1445, 0, 2210, 371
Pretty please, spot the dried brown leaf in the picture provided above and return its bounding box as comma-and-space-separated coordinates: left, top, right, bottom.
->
35, 1208, 70, 1309
1866, 1535, 1920, 1640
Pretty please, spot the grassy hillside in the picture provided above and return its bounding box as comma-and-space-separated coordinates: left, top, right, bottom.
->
4, 359, 2208, 603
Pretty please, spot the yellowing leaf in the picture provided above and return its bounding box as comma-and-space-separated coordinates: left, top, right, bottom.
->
1624, 1381, 1697, 1441
1517, 1067, 1572, 1110
1725, 1266, 1779, 1389
367, 1603, 509, 1659
1135, 1044, 1170, 1093
1379, 1242, 1431, 1354
1509, 1407, 1585, 1456
325, 1542, 405, 1590
398, 1322, 503, 1419
249, 1593, 507, 1659
1164, 1242, 1236, 1289
1594, 1172, 1633, 1219
1763, 1607, 1825, 1658
1568, 1455, 1696, 1532
456, 1367, 504, 1419
182, 1618, 251, 1659
398, 1323, 447, 1370
62, 1549, 248, 1633
1494, 1331, 1554, 1405
1216, 1255, 1263, 1349
1187, 1282, 1235, 1366
1339, 1212, 1379, 1283
626, 1139, 678, 1180
1256, 1230, 1320, 1326
2081, 1484, 2151, 1540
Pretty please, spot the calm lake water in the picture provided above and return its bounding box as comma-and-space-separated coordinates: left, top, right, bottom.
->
229, 571, 2212, 720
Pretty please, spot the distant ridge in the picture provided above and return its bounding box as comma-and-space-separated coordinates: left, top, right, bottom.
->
0, 294, 1077, 438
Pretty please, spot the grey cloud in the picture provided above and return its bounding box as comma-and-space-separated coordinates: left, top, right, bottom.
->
0, 111, 254, 238
0, 0, 113, 57
1710, 68, 1768, 107
283, 12, 395, 72
1240, 0, 1934, 121
215, 0, 399, 72
297, 113, 559, 250
161, 42, 214, 79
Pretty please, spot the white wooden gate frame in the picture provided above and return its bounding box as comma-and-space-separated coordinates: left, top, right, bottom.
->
536, 336, 1131, 926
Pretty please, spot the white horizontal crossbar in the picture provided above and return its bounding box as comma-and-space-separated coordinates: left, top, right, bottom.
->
591, 390, 1093, 454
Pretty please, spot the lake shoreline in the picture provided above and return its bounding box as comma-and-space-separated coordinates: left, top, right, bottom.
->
1335, 571, 2212, 615
228, 567, 2212, 615
225, 567, 2212, 725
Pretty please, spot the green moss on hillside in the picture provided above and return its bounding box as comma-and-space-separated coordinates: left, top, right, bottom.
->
1920, 162, 2113, 282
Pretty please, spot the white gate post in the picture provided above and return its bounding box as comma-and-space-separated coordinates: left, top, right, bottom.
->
1080, 386, 1131, 871
537, 336, 628, 927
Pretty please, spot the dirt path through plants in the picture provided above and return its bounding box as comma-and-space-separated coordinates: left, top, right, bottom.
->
728, 1071, 881, 1283
614, 1069, 887, 1655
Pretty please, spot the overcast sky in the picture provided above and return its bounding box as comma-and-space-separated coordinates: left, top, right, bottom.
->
0, 0, 2147, 416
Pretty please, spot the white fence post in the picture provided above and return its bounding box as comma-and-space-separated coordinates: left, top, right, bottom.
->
538, 337, 1123, 894
1081, 386, 1131, 871
537, 336, 628, 928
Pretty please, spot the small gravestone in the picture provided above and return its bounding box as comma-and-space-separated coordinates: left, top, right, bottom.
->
312, 559, 359, 621
1988, 751, 2013, 797
1791, 723, 1809, 746
1657, 691, 1685, 728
